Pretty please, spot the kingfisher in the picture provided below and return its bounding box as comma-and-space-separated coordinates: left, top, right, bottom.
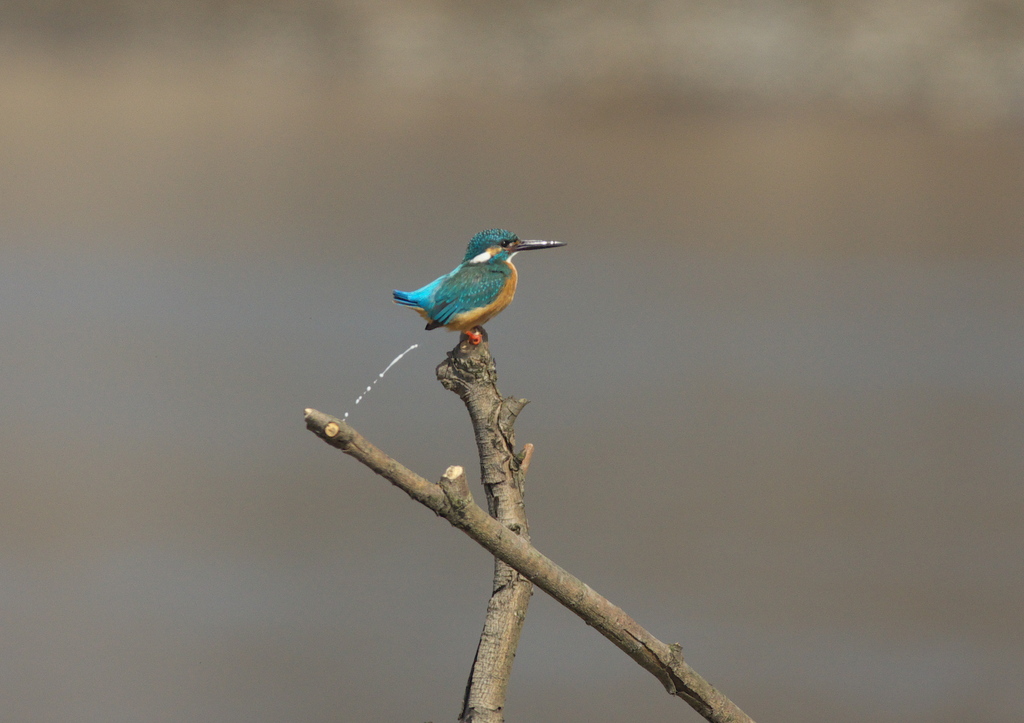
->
393, 229, 566, 345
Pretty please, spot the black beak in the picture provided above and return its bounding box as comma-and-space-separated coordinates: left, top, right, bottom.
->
513, 239, 567, 252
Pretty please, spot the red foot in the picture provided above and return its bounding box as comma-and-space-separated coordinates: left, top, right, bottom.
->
465, 329, 483, 345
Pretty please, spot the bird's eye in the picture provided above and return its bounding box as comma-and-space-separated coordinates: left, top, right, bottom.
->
500, 239, 514, 248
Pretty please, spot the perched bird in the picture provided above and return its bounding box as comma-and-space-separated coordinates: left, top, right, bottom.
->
393, 229, 565, 344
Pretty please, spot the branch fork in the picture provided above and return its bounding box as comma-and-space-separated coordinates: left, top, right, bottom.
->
305, 335, 753, 723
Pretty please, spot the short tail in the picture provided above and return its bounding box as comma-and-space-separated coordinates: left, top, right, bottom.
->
392, 290, 422, 308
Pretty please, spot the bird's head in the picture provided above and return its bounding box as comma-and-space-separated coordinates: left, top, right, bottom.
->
462, 229, 566, 264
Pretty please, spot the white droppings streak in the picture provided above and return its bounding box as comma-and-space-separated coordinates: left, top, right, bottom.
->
379, 344, 418, 376
343, 344, 419, 420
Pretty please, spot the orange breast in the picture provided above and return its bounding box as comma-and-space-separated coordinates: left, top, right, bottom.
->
445, 261, 518, 331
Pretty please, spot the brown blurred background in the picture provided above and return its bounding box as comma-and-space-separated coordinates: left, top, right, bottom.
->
1, 2, 1023, 721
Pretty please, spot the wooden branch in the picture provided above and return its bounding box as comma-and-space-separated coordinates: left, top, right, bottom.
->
435, 331, 533, 723
304, 409, 755, 723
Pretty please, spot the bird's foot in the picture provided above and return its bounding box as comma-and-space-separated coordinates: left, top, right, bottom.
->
464, 328, 483, 345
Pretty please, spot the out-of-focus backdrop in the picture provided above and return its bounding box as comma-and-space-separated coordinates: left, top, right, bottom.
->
2, 2, 1022, 721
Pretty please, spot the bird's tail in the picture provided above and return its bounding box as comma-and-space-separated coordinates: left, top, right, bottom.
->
392, 290, 422, 308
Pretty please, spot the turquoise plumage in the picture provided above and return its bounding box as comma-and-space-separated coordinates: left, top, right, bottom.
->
393, 229, 565, 344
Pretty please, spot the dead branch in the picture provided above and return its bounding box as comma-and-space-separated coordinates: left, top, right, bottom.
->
304, 394, 754, 723
435, 332, 533, 723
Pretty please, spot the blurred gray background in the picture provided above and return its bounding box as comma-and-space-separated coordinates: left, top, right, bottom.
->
2, 2, 1023, 721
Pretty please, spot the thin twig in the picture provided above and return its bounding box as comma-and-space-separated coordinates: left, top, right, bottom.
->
304, 409, 754, 723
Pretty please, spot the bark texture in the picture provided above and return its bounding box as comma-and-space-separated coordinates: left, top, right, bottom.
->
435, 331, 534, 723
304, 399, 754, 722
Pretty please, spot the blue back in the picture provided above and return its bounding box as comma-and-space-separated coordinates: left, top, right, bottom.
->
394, 229, 520, 326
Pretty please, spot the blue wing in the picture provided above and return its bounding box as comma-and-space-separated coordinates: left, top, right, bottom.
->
394, 264, 509, 327
427, 264, 509, 326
